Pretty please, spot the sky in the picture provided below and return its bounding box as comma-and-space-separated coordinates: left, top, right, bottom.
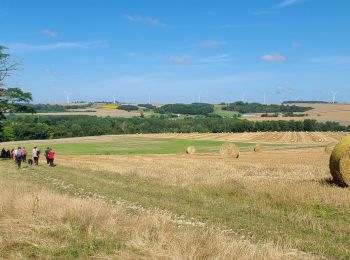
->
1, 0, 350, 104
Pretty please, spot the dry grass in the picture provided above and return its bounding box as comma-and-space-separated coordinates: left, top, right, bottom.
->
2, 133, 350, 258
1, 132, 347, 148
0, 176, 300, 259
243, 103, 350, 125
56, 147, 350, 208
325, 142, 337, 153
296, 103, 350, 125
219, 143, 240, 158
136, 131, 348, 144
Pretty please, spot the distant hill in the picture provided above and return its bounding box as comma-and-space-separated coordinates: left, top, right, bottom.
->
283, 101, 332, 104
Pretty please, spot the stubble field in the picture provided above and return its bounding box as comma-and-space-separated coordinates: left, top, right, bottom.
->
1, 132, 349, 259
244, 103, 350, 126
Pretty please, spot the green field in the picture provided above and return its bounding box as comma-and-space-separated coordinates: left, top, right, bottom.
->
213, 109, 240, 118
1, 137, 290, 155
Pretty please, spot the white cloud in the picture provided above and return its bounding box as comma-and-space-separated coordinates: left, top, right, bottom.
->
292, 42, 301, 48
9, 41, 108, 52
196, 41, 224, 49
261, 54, 287, 62
196, 54, 232, 64
169, 56, 191, 65
277, 0, 304, 8
168, 54, 232, 66
42, 29, 58, 38
123, 14, 163, 26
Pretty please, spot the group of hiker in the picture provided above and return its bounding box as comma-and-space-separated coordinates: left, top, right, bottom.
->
0, 146, 55, 169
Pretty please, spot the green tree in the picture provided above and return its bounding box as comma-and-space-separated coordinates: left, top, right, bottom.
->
0, 45, 33, 134
2, 125, 15, 141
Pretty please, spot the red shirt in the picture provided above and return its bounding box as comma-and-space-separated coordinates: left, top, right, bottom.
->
49, 150, 55, 159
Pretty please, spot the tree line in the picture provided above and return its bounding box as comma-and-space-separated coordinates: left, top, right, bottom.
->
27, 103, 92, 112
223, 101, 312, 113
155, 103, 214, 115
1, 114, 348, 141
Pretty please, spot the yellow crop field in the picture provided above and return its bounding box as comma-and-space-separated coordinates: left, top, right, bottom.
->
101, 104, 118, 109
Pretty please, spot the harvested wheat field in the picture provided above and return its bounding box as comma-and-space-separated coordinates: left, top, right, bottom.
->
136, 131, 348, 144
243, 103, 350, 126
1, 133, 350, 259
36, 107, 153, 118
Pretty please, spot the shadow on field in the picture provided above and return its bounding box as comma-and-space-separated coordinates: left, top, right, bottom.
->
319, 178, 348, 188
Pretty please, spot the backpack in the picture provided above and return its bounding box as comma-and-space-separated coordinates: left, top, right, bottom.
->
17, 149, 22, 158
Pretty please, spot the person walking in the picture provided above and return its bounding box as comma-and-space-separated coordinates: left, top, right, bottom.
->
32, 147, 39, 166
11, 149, 16, 160
15, 147, 22, 168
22, 147, 27, 163
45, 147, 50, 165
1, 148, 6, 158
6, 149, 11, 158
6, 149, 11, 159
49, 148, 55, 167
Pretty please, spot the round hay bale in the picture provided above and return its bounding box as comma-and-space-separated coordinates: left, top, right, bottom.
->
219, 143, 240, 158
325, 142, 337, 153
329, 136, 350, 186
186, 146, 196, 155
254, 144, 264, 152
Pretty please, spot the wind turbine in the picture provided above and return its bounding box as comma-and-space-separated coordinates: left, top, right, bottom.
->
263, 92, 266, 105
65, 91, 71, 104
198, 90, 202, 103
331, 91, 338, 104
148, 91, 151, 104
112, 95, 116, 104
241, 93, 246, 102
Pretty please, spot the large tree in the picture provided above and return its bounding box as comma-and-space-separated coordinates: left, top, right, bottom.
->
0, 45, 33, 131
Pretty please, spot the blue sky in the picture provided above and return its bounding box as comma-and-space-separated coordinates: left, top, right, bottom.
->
1, 0, 350, 103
